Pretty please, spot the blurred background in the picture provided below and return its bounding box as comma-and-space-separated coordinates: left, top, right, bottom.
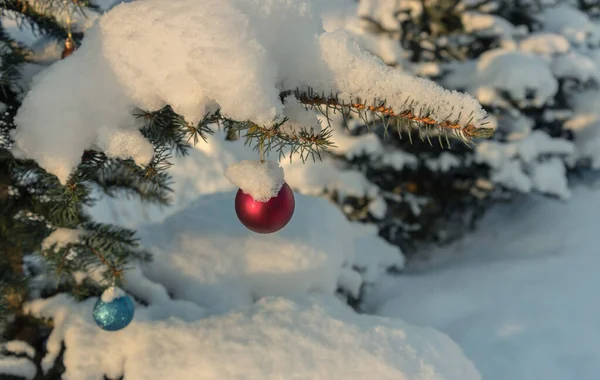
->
2, 0, 600, 379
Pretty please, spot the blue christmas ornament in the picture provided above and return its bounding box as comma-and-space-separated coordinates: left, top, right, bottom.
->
92, 287, 135, 331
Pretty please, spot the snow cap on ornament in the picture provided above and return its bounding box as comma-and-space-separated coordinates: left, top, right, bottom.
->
93, 286, 135, 331
225, 160, 295, 234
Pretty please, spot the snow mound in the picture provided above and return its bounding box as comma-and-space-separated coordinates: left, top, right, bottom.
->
225, 160, 285, 202
551, 52, 600, 82
12, 0, 486, 183
368, 186, 600, 380
25, 294, 481, 380
475, 130, 573, 198
135, 191, 402, 313
541, 5, 594, 44
475, 50, 557, 107
519, 32, 570, 57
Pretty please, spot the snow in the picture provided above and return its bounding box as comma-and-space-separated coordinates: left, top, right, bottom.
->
100, 287, 127, 303
490, 159, 532, 193
426, 152, 461, 173
12, 0, 487, 183
0, 356, 36, 380
351, 224, 404, 283
461, 12, 517, 41
529, 158, 570, 199
519, 32, 570, 57
474, 131, 574, 197
566, 92, 600, 169
41, 228, 83, 250
282, 96, 321, 136
133, 190, 401, 313
381, 150, 418, 170
516, 130, 574, 164
475, 50, 558, 107
551, 52, 600, 82
356, 0, 401, 32
24, 293, 480, 380
367, 185, 600, 380
96, 127, 154, 167
541, 5, 593, 45
225, 160, 285, 202
3, 341, 35, 359
329, 118, 382, 159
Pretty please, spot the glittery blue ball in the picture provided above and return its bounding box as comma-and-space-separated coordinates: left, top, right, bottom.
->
92, 295, 135, 331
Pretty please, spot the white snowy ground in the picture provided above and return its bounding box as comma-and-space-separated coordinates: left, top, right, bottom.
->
366, 182, 600, 380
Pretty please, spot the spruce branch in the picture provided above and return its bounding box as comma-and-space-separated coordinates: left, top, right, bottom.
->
42, 222, 150, 285
232, 120, 335, 163
289, 88, 495, 147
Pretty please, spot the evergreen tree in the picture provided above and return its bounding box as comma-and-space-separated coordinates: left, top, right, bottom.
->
0, 0, 494, 376
330, 0, 600, 255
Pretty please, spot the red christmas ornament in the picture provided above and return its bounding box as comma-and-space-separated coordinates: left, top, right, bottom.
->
235, 183, 295, 234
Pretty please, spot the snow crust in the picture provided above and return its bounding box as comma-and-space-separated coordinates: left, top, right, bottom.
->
368, 186, 600, 380
134, 191, 403, 313
25, 293, 480, 380
12, 0, 486, 183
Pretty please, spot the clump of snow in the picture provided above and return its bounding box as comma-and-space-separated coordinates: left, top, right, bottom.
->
328, 118, 382, 159
96, 127, 154, 167
551, 52, 599, 82
461, 12, 517, 42
100, 287, 127, 303
281, 96, 321, 136
541, 5, 593, 45
530, 158, 570, 199
368, 196, 387, 218
351, 224, 404, 283
343, 17, 404, 66
24, 293, 480, 380
3, 341, 35, 359
318, 30, 487, 129
381, 150, 419, 170
426, 152, 461, 173
337, 268, 363, 298
490, 159, 532, 193
356, 0, 401, 32
0, 356, 36, 380
516, 130, 574, 164
13, 0, 486, 183
519, 32, 570, 57
475, 131, 573, 197
42, 228, 83, 250
475, 50, 558, 107
338, 170, 380, 200
565, 92, 600, 169
283, 157, 342, 195
225, 160, 285, 202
